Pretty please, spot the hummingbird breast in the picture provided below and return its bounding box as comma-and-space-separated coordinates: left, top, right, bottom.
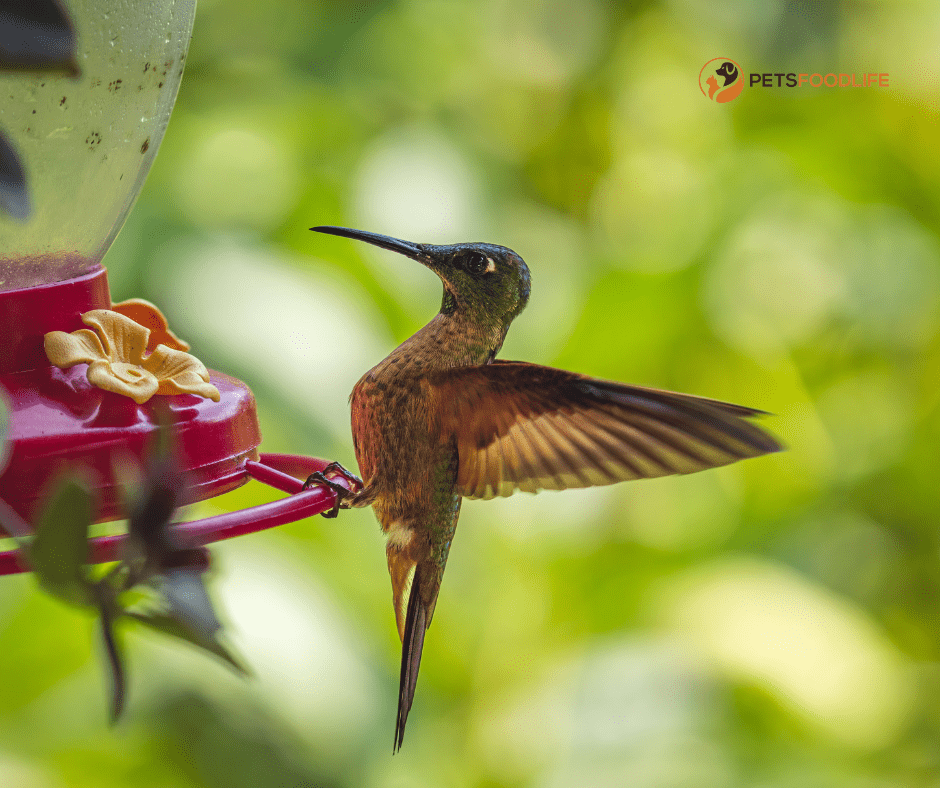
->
349, 312, 499, 568
350, 360, 459, 532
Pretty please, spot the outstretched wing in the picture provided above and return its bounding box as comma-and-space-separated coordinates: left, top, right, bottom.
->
428, 361, 781, 500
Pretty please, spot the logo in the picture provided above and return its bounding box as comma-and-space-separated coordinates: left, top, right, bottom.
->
699, 58, 890, 103
699, 57, 744, 103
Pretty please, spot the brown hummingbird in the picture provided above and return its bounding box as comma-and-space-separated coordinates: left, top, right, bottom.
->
305, 225, 781, 751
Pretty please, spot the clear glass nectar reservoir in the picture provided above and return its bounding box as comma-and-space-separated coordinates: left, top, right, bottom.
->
0, 0, 196, 289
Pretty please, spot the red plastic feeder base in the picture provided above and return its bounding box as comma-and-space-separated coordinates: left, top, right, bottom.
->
0, 266, 263, 524
0, 266, 355, 575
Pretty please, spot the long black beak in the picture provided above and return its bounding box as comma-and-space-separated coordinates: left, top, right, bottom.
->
311, 226, 427, 263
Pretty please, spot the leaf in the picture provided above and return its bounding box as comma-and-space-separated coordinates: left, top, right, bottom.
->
161, 567, 221, 636
127, 609, 249, 676
119, 428, 182, 589
99, 601, 127, 723
126, 460, 179, 556
29, 479, 94, 604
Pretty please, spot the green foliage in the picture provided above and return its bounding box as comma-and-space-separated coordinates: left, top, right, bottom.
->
29, 479, 93, 605
5, 0, 940, 785
25, 462, 246, 725
127, 607, 247, 676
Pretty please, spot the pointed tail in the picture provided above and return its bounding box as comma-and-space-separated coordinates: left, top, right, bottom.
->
394, 562, 431, 752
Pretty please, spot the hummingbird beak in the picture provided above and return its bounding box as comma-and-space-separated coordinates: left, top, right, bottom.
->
311, 226, 430, 265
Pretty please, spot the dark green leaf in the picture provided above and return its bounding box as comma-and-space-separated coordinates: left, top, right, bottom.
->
120, 425, 182, 588
126, 460, 179, 553
29, 479, 93, 604
127, 609, 249, 676
99, 602, 126, 724
162, 568, 221, 636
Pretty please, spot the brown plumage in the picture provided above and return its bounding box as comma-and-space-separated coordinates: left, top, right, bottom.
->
307, 226, 782, 751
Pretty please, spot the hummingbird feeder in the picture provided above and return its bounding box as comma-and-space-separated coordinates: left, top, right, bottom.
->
0, 0, 348, 575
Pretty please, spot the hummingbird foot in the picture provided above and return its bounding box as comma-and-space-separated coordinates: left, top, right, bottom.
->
302, 462, 363, 518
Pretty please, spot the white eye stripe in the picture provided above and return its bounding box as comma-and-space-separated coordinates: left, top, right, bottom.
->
485, 256, 496, 273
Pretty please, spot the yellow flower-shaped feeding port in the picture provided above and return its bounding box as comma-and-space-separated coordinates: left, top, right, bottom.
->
110, 298, 191, 353
44, 310, 221, 405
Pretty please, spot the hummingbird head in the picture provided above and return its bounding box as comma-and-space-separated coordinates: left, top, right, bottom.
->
312, 226, 531, 325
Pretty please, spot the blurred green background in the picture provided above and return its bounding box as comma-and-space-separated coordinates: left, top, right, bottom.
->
4, 0, 940, 786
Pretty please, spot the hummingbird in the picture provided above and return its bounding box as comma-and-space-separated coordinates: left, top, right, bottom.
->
305, 225, 781, 751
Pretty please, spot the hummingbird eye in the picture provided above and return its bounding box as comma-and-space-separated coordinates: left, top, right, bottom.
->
464, 252, 492, 276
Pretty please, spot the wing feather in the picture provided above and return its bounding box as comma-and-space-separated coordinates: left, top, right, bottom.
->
521, 411, 601, 489
429, 361, 781, 500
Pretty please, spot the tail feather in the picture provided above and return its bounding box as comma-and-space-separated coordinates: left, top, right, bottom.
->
394, 564, 429, 752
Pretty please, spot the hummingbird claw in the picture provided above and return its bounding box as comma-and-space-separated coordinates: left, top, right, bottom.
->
302, 462, 363, 517
302, 472, 346, 517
